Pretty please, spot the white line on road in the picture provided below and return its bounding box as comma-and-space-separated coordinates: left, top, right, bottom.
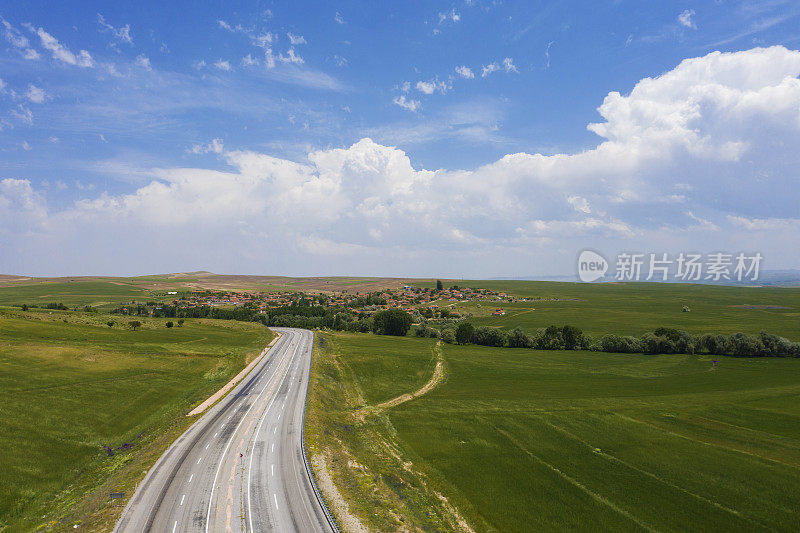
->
271, 443, 274, 453
188, 474, 193, 483
180, 494, 185, 506
214, 432, 217, 438
205, 444, 209, 450
197, 457, 202, 464
271, 463, 274, 476
274, 493, 279, 510
172, 520, 177, 533
273, 426, 276, 434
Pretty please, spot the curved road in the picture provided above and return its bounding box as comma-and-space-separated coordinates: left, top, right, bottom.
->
114, 328, 333, 533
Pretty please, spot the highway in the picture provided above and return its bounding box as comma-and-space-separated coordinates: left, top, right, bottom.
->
114, 328, 334, 533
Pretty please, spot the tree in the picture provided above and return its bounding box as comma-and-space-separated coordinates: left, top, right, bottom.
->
455, 322, 474, 345
473, 326, 508, 347
177, 319, 185, 327
106, 320, 115, 328
508, 327, 533, 348
372, 309, 413, 336
436, 279, 444, 291
166, 321, 174, 328
129, 320, 142, 331
561, 325, 583, 350
21, 304, 28, 311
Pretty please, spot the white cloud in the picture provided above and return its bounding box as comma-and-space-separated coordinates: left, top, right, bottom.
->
1, 17, 40, 60
279, 48, 304, 64
242, 53, 258, 66
438, 8, 460, 24
481, 58, 518, 77
187, 138, 224, 155
20, 141, 31, 151
6, 46, 800, 275
502, 57, 519, 73
97, 13, 133, 45
678, 9, 697, 29
287, 32, 306, 45
214, 59, 232, 71
26, 84, 47, 103
455, 65, 474, 79
32, 26, 94, 67
11, 105, 34, 125
135, 54, 152, 71
333, 55, 347, 67
415, 78, 449, 95
335, 12, 345, 24
393, 95, 421, 112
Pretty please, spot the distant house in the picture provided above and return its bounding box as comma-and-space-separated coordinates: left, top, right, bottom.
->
492, 308, 506, 316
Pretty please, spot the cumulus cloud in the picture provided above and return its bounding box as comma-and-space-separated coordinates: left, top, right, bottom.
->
455, 65, 474, 79
287, 32, 306, 45
4, 46, 800, 275
393, 95, 421, 112
97, 13, 133, 45
438, 8, 460, 24
214, 59, 232, 71
482, 58, 517, 77
187, 138, 224, 154
678, 9, 697, 29
25, 84, 47, 103
1, 17, 39, 59
415, 78, 449, 95
335, 12, 345, 24
135, 54, 152, 71
31, 26, 94, 67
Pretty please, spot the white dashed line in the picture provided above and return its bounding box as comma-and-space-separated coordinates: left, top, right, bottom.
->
273, 426, 276, 434
205, 444, 209, 450
213, 432, 218, 438
188, 474, 193, 483
180, 494, 185, 506
274, 494, 279, 509
271, 463, 274, 476
172, 520, 177, 533
270, 443, 274, 453
197, 457, 202, 464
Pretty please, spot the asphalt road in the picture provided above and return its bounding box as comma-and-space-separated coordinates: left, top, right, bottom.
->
114, 328, 334, 533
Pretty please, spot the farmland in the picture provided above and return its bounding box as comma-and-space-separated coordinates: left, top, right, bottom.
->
0, 307, 272, 531
307, 332, 800, 532
420, 280, 800, 339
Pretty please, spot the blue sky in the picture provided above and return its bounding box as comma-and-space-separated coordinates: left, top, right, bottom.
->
1, 1, 800, 277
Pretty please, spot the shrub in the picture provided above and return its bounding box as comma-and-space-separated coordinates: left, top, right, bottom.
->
455, 322, 475, 345
728, 332, 765, 357
166, 321, 174, 328
441, 328, 456, 344
106, 320, 115, 328
473, 326, 508, 347
372, 309, 412, 336
561, 325, 583, 350
508, 327, 534, 348
177, 319, 185, 327
600, 334, 643, 353
128, 320, 142, 331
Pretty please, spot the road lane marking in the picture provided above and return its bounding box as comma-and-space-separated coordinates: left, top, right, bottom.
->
273, 426, 277, 434
211, 331, 299, 533
188, 474, 193, 483
180, 494, 185, 506
214, 432, 217, 437
274, 493, 279, 510
246, 332, 303, 533
197, 457, 202, 464
205, 444, 209, 450
172, 520, 177, 533
271, 463, 274, 476
271, 443, 274, 453
277, 413, 281, 421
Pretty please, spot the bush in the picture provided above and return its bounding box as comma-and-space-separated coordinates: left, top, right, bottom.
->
728, 332, 765, 356
441, 328, 456, 344
372, 309, 412, 336
600, 334, 643, 353
166, 321, 174, 328
106, 320, 115, 328
535, 326, 564, 350
177, 319, 185, 327
473, 326, 508, 347
455, 322, 474, 345
561, 325, 583, 350
508, 327, 534, 348
415, 325, 439, 338
128, 320, 142, 331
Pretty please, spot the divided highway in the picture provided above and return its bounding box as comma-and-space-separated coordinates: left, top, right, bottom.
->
114, 328, 334, 533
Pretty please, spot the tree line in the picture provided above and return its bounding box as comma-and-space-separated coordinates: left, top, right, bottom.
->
419, 322, 800, 357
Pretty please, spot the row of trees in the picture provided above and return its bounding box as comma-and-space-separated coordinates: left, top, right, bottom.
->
417, 323, 800, 357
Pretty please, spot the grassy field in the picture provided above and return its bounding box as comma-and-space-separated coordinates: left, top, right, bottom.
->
0, 307, 273, 532
308, 332, 800, 532
423, 281, 800, 339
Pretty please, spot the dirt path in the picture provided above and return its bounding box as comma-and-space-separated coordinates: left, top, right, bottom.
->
371, 340, 445, 415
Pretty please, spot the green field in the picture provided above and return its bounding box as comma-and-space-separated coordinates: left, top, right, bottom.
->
0, 307, 272, 532
424, 281, 800, 339
308, 332, 800, 532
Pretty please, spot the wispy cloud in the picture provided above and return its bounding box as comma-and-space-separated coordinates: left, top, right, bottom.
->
28, 25, 94, 67
393, 95, 421, 112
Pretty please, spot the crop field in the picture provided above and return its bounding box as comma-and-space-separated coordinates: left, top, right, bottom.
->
0, 307, 272, 531
424, 281, 800, 339
308, 332, 800, 532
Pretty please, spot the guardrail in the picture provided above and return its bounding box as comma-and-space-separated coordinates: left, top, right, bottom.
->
300, 331, 341, 533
